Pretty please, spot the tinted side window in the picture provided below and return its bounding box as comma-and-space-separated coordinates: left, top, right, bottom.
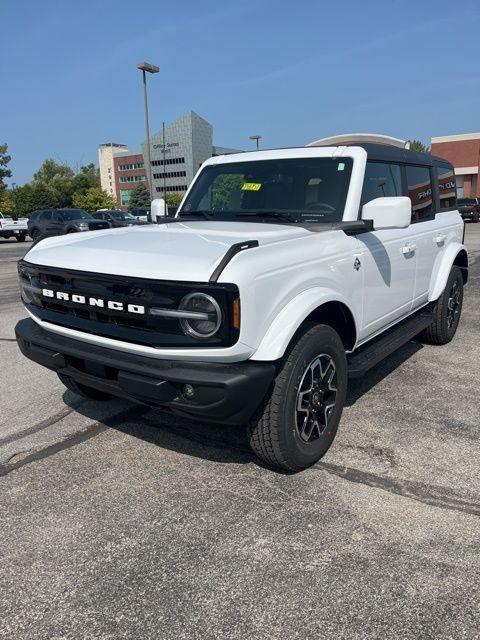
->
40, 211, 52, 221
436, 166, 456, 211
406, 165, 433, 222
361, 162, 402, 205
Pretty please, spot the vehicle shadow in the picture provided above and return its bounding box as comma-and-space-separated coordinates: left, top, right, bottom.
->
62, 390, 254, 467
346, 339, 423, 406
63, 339, 424, 470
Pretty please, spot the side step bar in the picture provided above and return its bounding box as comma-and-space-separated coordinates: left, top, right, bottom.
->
348, 309, 434, 378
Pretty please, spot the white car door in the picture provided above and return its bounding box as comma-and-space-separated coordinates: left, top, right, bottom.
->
356, 227, 418, 338
408, 165, 456, 307
355, 161, 416, 340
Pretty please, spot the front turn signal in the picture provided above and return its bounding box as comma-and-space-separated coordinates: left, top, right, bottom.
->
232, 298, 240, 330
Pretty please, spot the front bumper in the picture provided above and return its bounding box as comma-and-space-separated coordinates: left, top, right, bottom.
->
15, 318, 275, 425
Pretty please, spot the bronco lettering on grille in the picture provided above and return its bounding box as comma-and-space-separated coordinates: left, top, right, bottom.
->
41, 288, 145, 314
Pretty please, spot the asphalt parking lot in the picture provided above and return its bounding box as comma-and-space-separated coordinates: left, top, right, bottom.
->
0, 228, 479, 640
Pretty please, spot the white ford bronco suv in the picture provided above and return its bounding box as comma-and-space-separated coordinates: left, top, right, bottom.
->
15, 134, 468, 471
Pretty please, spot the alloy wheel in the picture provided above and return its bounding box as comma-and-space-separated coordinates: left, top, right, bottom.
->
447, 280, 461, 329
295, 354, 337, 443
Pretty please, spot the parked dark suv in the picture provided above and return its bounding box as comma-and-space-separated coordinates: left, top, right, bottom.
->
28, 209, 110, 240
92, 210, 149, 227
457, 198, 479, 223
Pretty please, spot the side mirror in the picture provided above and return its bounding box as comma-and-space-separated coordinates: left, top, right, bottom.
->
361, 197, 411, 230
151, 198, 167, 223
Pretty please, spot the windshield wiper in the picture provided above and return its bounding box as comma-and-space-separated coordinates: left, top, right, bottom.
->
234, 211, 298, 223
178, 210, 213, 220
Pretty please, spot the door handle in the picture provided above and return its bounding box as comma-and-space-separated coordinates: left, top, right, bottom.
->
433, 234, 446, 245
402, 243, 416, 255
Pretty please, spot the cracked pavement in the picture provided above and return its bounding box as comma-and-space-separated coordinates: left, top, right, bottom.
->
0, 229, 479, 640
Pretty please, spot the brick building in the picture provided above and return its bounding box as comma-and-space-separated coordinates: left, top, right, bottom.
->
430, 133, 480, 198
113, 152, 147, 207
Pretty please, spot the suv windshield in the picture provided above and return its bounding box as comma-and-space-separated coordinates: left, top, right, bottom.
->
61, 210, 91, 221
179, 158, 353, 224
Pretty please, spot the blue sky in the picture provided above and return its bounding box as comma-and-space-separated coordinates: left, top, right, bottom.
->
2, 0, 480, 184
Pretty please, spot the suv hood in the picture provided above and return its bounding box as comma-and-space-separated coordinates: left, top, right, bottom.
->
24, 220, 312, 282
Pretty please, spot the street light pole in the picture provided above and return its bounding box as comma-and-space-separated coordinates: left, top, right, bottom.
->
11, 182, 18, 217
137, 61, 159, 202
249, 134, 262, 150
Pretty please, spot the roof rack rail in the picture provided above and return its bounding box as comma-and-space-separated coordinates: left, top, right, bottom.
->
307, 134, 410, 149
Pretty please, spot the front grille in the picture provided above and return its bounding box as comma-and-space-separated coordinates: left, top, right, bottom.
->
19, 261, 239, 348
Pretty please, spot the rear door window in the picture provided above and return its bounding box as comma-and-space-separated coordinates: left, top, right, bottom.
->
361, 162, 402, 205
406, 165, 434, 222
436, 166, 456, 211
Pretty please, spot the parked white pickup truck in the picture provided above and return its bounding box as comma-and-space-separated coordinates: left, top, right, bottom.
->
0, 212, 29, 242
15, 135, 468, 471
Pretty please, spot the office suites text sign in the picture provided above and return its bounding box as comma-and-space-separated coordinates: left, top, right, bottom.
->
152, 142, 180, 153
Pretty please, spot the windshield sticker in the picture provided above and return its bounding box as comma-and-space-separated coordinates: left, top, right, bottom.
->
242, 182, 262, 191
337, 163, 345, 171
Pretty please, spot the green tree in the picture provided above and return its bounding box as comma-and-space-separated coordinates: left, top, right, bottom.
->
14, 184, 34, 218
408, 140, 430, 154
29, 183, 55, 211
128, 183, 150, 210
0, 144, 12, 191
32, 159, 76, 208
33, 158, 74, 184
72, 187, 116, 212
72, 163, 100, 196
165, 192, 184, 207
49, 174, 75, 208
0, 189, 14, 216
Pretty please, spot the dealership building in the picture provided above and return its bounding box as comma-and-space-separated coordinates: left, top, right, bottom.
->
431, 133, 480, 198
99, 111, 239, 207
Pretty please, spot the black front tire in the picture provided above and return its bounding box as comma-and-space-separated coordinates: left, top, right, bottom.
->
15, 233, 26, 242
247, 324, 347, 472
30, 228, 40, 241
58, 374, 114, 401
472, 213, 479, 223
422, 266, 464, 345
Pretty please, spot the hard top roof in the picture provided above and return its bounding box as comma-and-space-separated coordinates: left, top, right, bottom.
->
345, 142, 452, 168
210, 144, 452, 169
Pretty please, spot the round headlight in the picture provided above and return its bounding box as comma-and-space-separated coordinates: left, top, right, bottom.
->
179, 292, 222, 339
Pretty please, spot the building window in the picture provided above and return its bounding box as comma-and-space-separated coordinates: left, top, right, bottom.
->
151, 157, 185, 167
118, 162, 145, 171
406, 165, 434, 222
119, 175, 147, 183
156, 185, 188, 193
152, 170, 187, 179
436, 166, 456, 211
